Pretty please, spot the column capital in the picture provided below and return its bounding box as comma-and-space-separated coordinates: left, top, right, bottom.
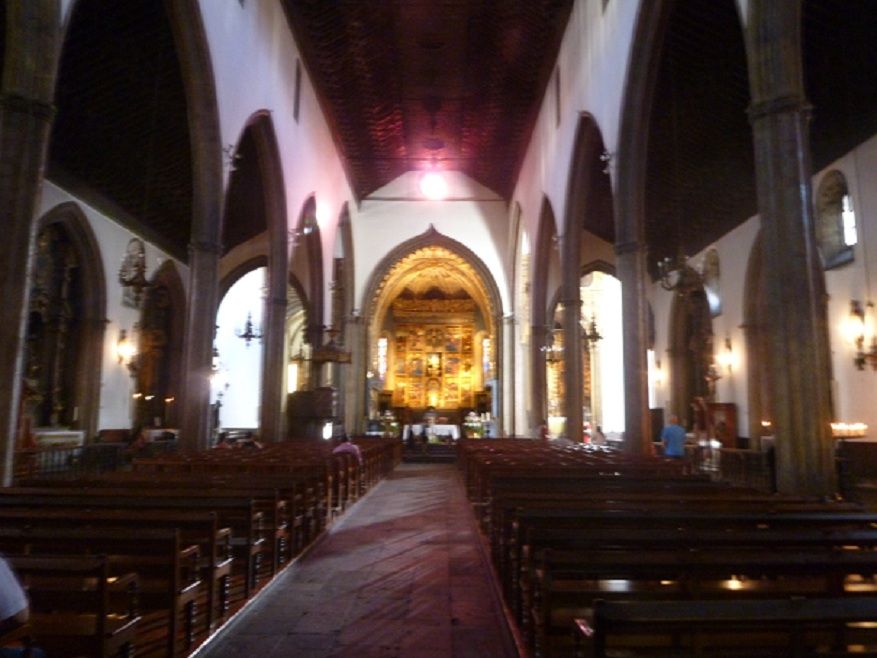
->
614, 240, 642, 256
188, 240, 223, 256
0, 93, 55, 122
748, 95, 812, 124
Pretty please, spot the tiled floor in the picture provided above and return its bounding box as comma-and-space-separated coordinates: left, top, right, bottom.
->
194, 463, 520, 658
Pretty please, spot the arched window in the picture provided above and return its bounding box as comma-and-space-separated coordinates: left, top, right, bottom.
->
816, 170, 856, 269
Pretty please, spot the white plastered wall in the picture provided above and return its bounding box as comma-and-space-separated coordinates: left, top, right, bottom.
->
647, 134, 877, 442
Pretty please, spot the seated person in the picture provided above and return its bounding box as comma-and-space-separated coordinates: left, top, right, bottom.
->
332, 434, 362, 465
0, 556, 44, 658
239, 432, 264, 449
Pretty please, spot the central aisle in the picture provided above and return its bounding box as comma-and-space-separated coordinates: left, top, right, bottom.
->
196, 462, 520, 658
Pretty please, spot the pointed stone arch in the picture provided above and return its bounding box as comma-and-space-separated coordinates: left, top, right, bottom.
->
360, 225, 504, 428
30, 202, 107, 440
560, 113, 615, 441
530, 198, 560, 429
291, 195, 325, 352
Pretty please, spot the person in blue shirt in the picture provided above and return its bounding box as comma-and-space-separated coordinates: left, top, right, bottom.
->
660, 414, 687, 457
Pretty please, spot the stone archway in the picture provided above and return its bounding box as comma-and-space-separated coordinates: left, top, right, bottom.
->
361, 226, 503, 432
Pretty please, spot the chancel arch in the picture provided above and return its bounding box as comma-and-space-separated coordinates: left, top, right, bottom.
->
362, 226, 503, 431
21, 203, 106, 443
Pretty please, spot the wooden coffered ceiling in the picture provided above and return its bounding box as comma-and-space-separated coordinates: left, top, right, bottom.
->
282, 0, 574, 201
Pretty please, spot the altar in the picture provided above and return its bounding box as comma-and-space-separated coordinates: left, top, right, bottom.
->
403, 423, 460, 441
33, 428, 85, 448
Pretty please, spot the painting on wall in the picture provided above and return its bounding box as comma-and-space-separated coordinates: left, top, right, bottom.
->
426, 353, 442, 378
406, 381, 423, 407
445, 356, 460, 376
445, 327, 462, 353
408, 353, 424, 377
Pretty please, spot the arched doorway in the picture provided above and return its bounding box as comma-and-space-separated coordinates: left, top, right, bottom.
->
362, 227, 502, 436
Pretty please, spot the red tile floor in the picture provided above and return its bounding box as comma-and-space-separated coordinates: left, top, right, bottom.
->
193, 463, 521, 658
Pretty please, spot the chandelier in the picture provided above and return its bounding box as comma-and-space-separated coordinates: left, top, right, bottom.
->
541, 316, 602, 363
236, 312, 263, 346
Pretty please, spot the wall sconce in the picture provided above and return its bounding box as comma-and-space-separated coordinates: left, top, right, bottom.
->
652, 358, 664, 386
116, 328, 138, 376
831, 422, 868, 438
849, 300, 877, 370
717, 336, 736, 373
289, 213, 318, 247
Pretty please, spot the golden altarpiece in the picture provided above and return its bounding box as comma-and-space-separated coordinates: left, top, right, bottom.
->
385, 298, 490, 414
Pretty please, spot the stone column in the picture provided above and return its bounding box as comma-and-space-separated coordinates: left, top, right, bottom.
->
616, 241, 651, 454
178, 241, 221, 451
260, 291, 288, 442
746, 1, 835, 496
502, 313, 516, 436
0, 2, 61, 486
346, 314, 366, 434
531, 323, 548, 433
0, 94, 56, 486
561, 297, 583, 442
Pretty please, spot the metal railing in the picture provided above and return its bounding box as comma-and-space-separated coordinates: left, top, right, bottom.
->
12, 440, 177, 482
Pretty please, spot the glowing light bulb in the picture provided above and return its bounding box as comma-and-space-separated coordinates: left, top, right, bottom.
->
419, 172, 448, 200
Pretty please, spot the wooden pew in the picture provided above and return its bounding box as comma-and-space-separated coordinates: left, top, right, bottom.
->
0, 506, 232, 635
0, 490, 266, 601
9, 555, 140, 658
0, 528, 199, 658
577, 596, 877, 657
530, 543, 877, 658
21, 473, 320, 559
